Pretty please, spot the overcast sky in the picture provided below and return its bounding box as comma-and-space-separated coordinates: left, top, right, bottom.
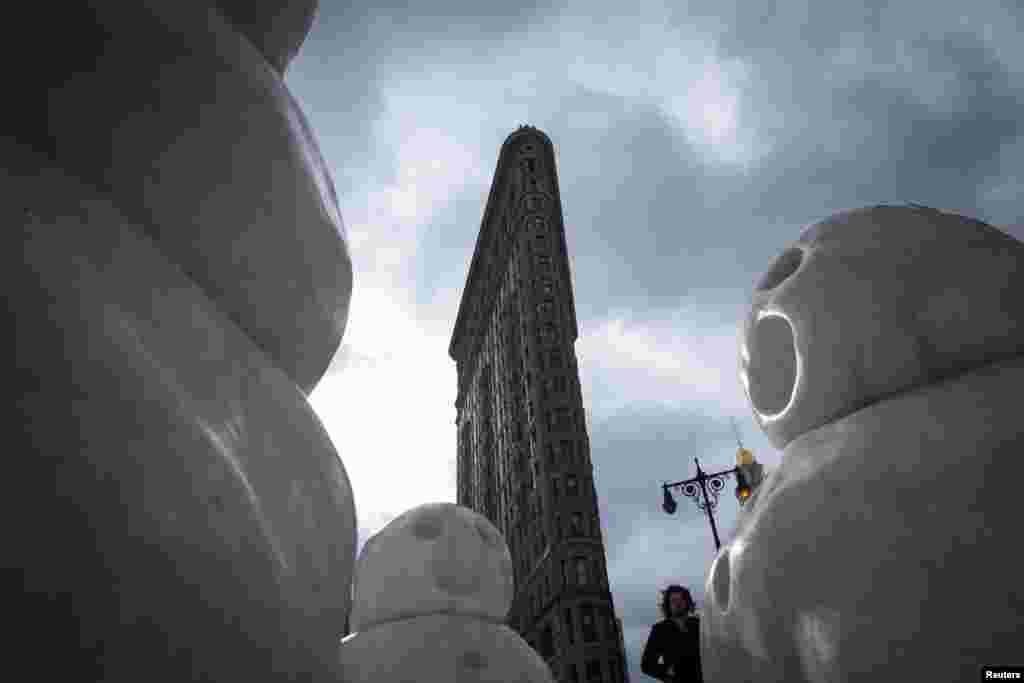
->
294, 0, 1024, 677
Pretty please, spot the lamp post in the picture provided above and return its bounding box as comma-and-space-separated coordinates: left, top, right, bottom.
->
661, 457, 747, 552
662, 420, 766, 551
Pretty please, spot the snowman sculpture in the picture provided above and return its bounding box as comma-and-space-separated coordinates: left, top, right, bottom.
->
9, 2, 355, 680
702, 205, 1024, 682
341, 503, 556, 683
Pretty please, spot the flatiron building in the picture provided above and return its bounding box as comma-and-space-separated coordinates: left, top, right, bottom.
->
450, 126, 628, 683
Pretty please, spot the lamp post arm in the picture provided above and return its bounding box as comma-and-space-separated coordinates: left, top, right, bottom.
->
664, 465, 740, 489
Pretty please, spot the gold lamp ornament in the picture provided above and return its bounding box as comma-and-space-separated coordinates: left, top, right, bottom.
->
731, 419, 760, 502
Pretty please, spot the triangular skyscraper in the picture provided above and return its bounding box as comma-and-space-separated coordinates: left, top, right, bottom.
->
451, 126, 629, 683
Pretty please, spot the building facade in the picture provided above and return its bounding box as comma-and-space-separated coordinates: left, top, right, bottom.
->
450, 126, 628, 683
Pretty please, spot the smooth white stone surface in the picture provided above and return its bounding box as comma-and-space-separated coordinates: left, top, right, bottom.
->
47, 1, 352, 393
741, 205, 1024, 450
214, 0, 319, 72
340, 614, 556, 683
7, 141, 356, 681
716, 206, 1024, 681
350, 503, 514, 632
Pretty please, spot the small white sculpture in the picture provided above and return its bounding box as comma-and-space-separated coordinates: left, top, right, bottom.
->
703, 205, 1024, 682
341, 503, 556, 682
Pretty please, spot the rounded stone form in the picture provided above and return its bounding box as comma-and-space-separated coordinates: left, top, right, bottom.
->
703, 355, 1024, 682
349, 503, 514, 632
7, 149, 356, 681
46, 1, 351, 393
214, 0, 319, 72
741, 205, 1024, 450
340, 614, 555, 683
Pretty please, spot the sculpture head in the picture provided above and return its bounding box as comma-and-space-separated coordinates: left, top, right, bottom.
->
703, 205, 1024, 682
350, 503, 514, 632
11, 0, 351, 394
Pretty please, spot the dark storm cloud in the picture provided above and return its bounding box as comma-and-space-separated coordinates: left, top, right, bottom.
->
550, 93, 760, 320
664, 0, 1024, 225
406, 11, 1024, 329
742, 35, 1021, 221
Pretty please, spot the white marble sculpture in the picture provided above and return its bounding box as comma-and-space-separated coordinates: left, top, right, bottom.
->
9, 2, 355, 680
703, 205, 1024, 682
341, 503, 556, 683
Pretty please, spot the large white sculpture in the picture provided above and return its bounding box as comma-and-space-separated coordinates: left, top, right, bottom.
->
341, 503, 556, 682
9, 2, 356, 680
48, 1, 352, 394
703, 205, 1024, 682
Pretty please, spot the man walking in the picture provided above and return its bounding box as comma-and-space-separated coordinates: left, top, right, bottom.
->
640, 585, 703, 683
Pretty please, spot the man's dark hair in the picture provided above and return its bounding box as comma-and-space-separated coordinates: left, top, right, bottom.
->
660, 584, 695, 619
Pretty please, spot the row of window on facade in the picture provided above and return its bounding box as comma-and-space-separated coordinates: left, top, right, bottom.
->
524, 601, 619, 656
521, 551, 609, 622
462, 431, 591, 514
470, 373, 581, 456
556, 658, 625, 683
522, 333, 566, 371
505, 440, 591, 510
484, 201, 555, 341
465, 202, 562, 360
562, 657, 625, 683
522, 154, 542, 194
509, 497, 601, 571
554, 509, 601, 541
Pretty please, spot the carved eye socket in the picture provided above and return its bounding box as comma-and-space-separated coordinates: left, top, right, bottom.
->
746, 313, 798, 418
412, 514, 444, 540
459, 651, 487, 670
757, 246, 803, 292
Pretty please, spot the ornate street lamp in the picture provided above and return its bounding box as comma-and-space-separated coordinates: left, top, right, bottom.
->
661, 457, 743, 552
661, 421, 765, 551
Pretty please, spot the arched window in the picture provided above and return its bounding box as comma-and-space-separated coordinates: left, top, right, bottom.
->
581, 606, 598, 642
541, 623, 554, 658
610, 658, 624, 683
576, 557, 588, 585
603, 607, 617, 638
570, 512, 582, 536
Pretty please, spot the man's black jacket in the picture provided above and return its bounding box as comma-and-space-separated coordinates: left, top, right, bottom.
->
640, 616, 702, 683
